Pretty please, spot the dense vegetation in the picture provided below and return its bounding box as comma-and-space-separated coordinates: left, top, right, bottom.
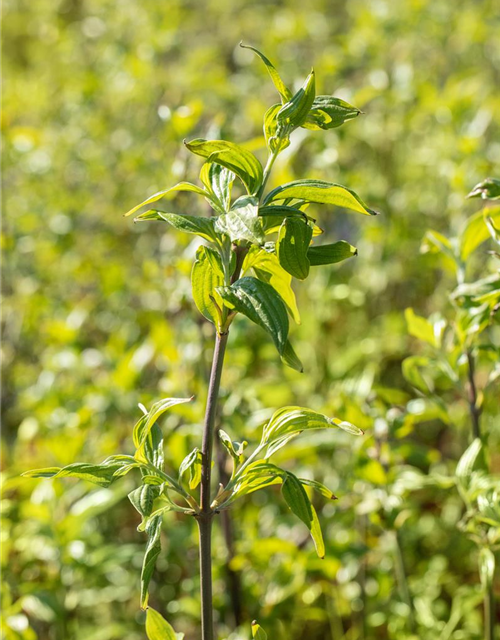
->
2, 1, 499, 639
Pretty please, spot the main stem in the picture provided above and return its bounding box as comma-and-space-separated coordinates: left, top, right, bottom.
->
466, 350, 481, 440
198, 331, 229, 640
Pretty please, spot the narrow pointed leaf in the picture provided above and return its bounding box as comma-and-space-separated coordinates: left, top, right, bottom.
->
125, 182, 211, 217
263, 104, 291, 154
191, 246, 224, 327
22, 459, 134, 487
251, 621, 268, 640
264, 179, 378, 216
217, 277, 289, 356
134, 210, 221, 243
467, 177, 500, 200
243, 246, 301, 323
277, 70, 316, 129
460, 206, 500, 260
280, 339, 304, 372
133, 397, 193, 449
299, 478, 337, 500
303, 96, 361, 131
307, 241, 357, 266
200, 162, 235, 212
185, 139, 263, 195
282, 473, 313, 526
310, 504, 325, 558
140, 516, 162, 609
145, 608, 180, 640
215, 195, 264, 244
276, 218, 313, 280
240, 43, 292, 103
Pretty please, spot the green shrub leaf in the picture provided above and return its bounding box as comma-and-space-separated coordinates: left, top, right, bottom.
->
133, 397, 193, 450
467, 177, 500, 200
140, 515, 162, 609
134, 210, 221, 244
145, 608, 181, 640
277, 70, 316, 130
22, 458, 136, 487
217, 277, 289, 357
185, 139, 263, 195
200, 162, 235, 212
276, 218, 313, 280
264, 179, 378, 216
240, 43, 292, 103
191, 246, 224, 328
125, 182, 212, 217
263, 104, 291, 154
282, 473, 325, 558
303, 96, 361, 131
243, 246, 301, 324
307, 241, 357, 265
215, 196, 264, 244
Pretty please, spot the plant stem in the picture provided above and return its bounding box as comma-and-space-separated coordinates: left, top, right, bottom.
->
466, 350, 481, 440
393, 530, 416, 634
485, 580, 495, 640
216, 438, 244, 627
198, 331, 229, 640
258, 147, 280, 201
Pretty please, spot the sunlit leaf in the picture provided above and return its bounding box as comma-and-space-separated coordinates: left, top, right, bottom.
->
405, 308, 438, 347
215, 195, 264, 244
460, 206, 500, 260
22, 458, 136, 487
264, 179, 379, 216
240, 43, 292, 103
191, 246, 224, 328
282, 473, 325, 558
140, 515, 162, 609
243, 246, 301, 324
185, 139, 263, 195
467, 177, 500, 200
303, 95, 361, 130
134, 210, 221, 244
200, 162, 235, 212
125, 182, 212, 217
133, 398, 193, 450
178, 448, 202, 490
146, 607, 181, 640
263, 104, 291, 154
251, 620, 268, 640
277, 70, 316, 129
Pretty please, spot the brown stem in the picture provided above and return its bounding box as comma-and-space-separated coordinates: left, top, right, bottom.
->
198, 332, 229, 640
216, 440, 244, 627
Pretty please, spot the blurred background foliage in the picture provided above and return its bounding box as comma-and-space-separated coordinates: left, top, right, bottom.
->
2, 0, 499, 638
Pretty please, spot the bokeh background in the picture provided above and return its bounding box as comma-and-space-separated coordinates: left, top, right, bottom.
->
2, 0, 499, 638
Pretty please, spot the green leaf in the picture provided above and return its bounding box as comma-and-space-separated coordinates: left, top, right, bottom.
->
251, 621, 268, 640
460, 206, 500, 260
22, 458, 135, 487
146, 608, 181, 640
243, 245, 301, 324
219, 430, 247, 462
125, 182, 212, 217
307, 241, 357, 266
191, 246, 224, 328
405, 308, 438, 347
299, 478, 337, 500
128, 484, 160, 519
133, 397, 192, 450
140, 515, 162, 609
262, 406, 362, 445
456, 438, 485, 484
185, 139, 263, 195
134, 210, 221, 244
401, 355, 434, 393
282, 473, 313, 525
217, 277, 289, 356
277, 71, 316, 129
259, 205, 309, 234
280, 339, 304, 373
276, 218, 313, 280
263, 179, 378, 216
263, 104, 291, 154
200, 162, 235, 212
282, 473, 325, 558
215, 195, 264, 244
178, 448, 202, 490
240, 43, 292, 103
467, 177, 500, 200
303, 96, 361, 131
